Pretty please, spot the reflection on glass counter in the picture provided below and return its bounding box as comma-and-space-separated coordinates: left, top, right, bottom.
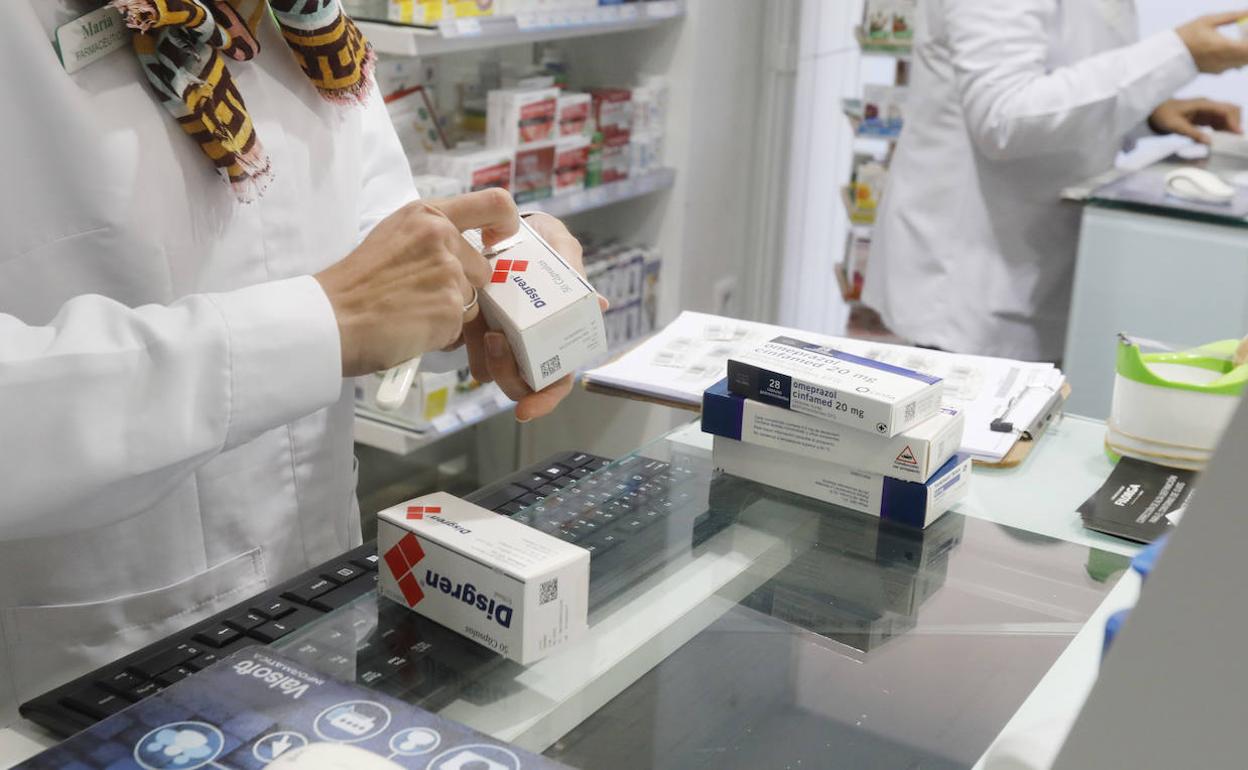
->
273, 426, 1129, 769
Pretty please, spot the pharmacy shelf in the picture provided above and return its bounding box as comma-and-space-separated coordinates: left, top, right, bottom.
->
354, 384, 514, 456
359, 1, 683, 57
853, 27, 913, 58
353, 339, 649, 455
519, 167, 675, 218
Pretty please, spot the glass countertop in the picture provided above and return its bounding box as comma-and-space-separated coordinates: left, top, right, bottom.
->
275, 419, 1127, 769
1088, 152, 1248, 227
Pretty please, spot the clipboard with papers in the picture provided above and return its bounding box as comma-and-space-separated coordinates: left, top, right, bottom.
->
582, 311, 1069, 467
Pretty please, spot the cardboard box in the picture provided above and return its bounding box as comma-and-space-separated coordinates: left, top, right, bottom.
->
378, 492, 589, 664
554, 135, 590, 195
601, 132, 631, 184
712, 436, 970, 529
557, 92, 592, 137
487, 87, 559, 148
727, 335, 943, 437
513, 141, 556, 203
478, 218, 607, 391
590, 87, 633, 138
703, 378, 962, 482
426, 146, 513, 192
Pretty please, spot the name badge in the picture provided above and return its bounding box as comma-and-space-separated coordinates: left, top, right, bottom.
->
55, 6, 129, 75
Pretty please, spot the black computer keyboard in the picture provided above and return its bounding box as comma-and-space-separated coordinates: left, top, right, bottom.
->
20, 447, 727, 740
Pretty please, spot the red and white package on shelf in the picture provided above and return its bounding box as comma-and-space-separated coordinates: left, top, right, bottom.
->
487, 87, 559, 147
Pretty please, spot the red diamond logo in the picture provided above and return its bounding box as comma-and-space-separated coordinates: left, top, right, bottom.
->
384, 532, 426, 607
490, 258, 529, 284
406, 505, 442, 520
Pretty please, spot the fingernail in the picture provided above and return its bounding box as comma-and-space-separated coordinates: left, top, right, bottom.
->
486, 333, 505, 358
516, 415, 532, 424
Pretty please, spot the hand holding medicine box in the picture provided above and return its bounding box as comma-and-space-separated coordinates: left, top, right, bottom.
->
727, 336, 943, 437
378, 492, 589, 665
478, 218, 608, 391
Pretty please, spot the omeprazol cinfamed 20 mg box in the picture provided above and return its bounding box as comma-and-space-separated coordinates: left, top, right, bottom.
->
712, 436, 971, 528
727, 336, 943, 437
702, 379, 963, 482
477, 219, 607, 391
378, 492, 589, 664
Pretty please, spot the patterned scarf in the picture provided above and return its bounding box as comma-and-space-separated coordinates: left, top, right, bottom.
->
111, 0, 375, 201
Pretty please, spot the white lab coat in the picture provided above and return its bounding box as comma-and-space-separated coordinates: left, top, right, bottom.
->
863, 0, 1199, 361
0, 1, 416, 723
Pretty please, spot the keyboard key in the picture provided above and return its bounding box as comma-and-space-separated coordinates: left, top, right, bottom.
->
254, 599, 296, 619
128, 643, 202, 679
156, 667, 193, 687
250, 609, 318, 644
537, 484, 560, 497
351, 553, 380, 571
540, 464, 571, 479
224, 611, 267, 632
554, 528, 582, 543
620, 516, 648, 532
549, 476, 575, 489
124, 680, 163, 701
282, 577, 337, 605
98, 670, 143, 700
562, 452, 596, 468
568, 519, 601, 536
323, 564, 365, 584
500, 501, 526, 516
474, 483, 529, 511
187, 652, 224, 672
570, 468, 591, 480
193, 625, 242, 649
518, 493, 541, 507
310, 573, 378, 611
512, 512, 534, 525
584, 507, 618, 524
515, 474, 551, 492
61, 684, 130, 720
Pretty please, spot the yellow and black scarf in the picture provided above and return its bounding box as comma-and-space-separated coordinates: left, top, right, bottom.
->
112, 0, 375, 201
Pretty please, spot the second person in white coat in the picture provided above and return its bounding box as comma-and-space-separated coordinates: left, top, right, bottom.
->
865, 1, 1248, 362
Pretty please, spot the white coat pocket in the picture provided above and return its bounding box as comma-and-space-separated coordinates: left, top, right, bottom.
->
2, 547, 267, 706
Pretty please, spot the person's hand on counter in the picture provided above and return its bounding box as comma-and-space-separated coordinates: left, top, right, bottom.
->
462, 212, 610, 423
315, 188, 517, 377
1177, 11, 1248, 74
1148, 97, 1243, 144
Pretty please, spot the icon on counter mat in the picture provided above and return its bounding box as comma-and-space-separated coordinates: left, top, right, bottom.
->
429, 744, 520, 770
313, 700, 392, 743
389, 726, 442, 756
252, 730, 308, 762
133, 721, 224, 770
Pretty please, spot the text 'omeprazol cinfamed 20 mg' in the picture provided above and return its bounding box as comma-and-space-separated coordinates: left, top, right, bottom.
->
474, 219, 607, 392
377, 492, 589, 664
727, 336, 943, 437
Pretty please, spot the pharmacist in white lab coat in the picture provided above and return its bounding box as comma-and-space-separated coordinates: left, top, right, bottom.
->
0, 2, 586, 724
865, 2, 1248, 362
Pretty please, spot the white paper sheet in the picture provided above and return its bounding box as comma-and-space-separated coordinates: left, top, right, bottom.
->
583, 311, 1065, 462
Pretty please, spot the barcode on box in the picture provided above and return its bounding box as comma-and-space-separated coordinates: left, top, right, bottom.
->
904, 402, 916, 422
539, 578, 558, 605
541, 355, 562, 379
